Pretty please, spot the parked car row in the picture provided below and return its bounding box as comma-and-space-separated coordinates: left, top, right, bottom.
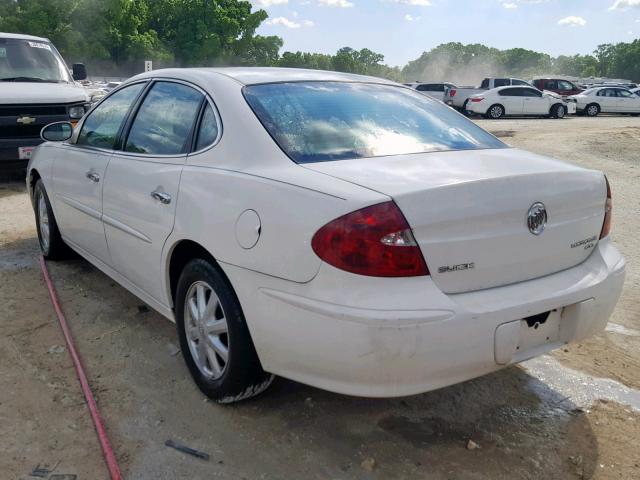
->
407, 76, 640, 119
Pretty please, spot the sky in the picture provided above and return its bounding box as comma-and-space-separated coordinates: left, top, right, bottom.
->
250, 0, 640, 67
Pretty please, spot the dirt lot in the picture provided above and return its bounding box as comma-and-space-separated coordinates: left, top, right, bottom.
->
1, 116, 639, 480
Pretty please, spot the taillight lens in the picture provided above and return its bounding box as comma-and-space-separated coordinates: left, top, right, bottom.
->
600, 176, 612, 239
311, 202, 429, 277
450, 89, 457, 97
471, 97, 484, 102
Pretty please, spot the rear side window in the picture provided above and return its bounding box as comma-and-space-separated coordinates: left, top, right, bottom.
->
544, 80, 558, 89
480, 79, 490, 89
77, 83, 144, 149
195, 103, 220, 151
243, 81, 506, 164
125, 81, 203, 155
511, 79, 529, 86
494, 79, 511, 87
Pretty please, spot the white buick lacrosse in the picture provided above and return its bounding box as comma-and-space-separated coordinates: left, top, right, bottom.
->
28, 68, 625, 403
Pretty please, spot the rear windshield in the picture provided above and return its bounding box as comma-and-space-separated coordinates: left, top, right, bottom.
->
243, 82, 506, 164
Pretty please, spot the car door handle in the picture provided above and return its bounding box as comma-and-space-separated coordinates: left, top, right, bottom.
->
151, 190, 172, 205
86, 171, 100, 183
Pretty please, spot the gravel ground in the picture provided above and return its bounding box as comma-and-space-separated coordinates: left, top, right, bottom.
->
0, 115, 638, 480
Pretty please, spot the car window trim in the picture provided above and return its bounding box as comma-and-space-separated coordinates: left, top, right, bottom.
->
117, 78, 207, 159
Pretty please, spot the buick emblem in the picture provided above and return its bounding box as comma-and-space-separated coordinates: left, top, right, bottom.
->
527, 202, 547, 235
17, 115, 36, 125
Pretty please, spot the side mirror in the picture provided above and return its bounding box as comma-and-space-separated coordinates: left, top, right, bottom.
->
41, 122, 73, 142
72, 63, 87, 81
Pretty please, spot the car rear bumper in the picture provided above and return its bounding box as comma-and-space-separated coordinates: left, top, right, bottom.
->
223, 238, 625, 397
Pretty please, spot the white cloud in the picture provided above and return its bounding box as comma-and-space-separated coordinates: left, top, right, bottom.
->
266, 16, 314, 28
318, 0, 355, 7
558, 15, 587, 27
404, 13, 422, 20
253, 0, 288, 6
503, 2, 518, 8
388, 0, 431, 5
610, 0, 640, 10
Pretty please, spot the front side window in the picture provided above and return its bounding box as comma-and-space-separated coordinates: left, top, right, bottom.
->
244, 82, 506, 164
521, 88, 543, 97
558, 80, 575, 90
494, 79, 510, 87
511, 79, 530, 86
544, 80, 558, 90
77, 83, 145, 149
0, 38, 71, 83
125, 82, 203, 155
616, 89, 632, 97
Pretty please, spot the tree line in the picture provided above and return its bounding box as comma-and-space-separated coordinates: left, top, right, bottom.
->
0, 0, 638, 82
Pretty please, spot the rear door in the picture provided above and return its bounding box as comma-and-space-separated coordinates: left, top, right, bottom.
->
498, 88, 524, 115
102, 80, 204, 303
52, 82, 146, 263
597, 89, 618, 112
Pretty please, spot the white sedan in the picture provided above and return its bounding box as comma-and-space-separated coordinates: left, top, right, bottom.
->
569, 87, 640, 116
466, 86, 576, 119
28, 68, 625, 402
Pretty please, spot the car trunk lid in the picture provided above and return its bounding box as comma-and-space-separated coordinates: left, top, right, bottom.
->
304, 148, 606, 293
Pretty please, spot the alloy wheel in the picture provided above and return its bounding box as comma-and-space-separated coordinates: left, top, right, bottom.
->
184, 281, 229, 379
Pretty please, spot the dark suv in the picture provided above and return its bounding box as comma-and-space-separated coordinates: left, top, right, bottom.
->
531, 79, 584, 97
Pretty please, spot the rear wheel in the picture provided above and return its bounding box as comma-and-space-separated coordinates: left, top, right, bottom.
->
175, 258, 273, 403
486, 104, 504, 119
585, 103, 600, 117
551, 104, 566, 119
34, 180, 70, 260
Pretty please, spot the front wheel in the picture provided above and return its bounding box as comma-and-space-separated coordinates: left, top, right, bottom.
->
175, 258, 274, 403
585, 103, 600, 117
551, 104, 566, 119
486, 104, 505, 119
34, 180, 70, 260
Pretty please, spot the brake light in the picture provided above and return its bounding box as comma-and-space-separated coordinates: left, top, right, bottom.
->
471, 97, 484, 102
449, 89, 457, 97
311, 202, 429, 277
600, 176, 612, 239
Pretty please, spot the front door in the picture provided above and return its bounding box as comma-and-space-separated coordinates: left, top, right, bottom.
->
52, 147, 111, 263
52, 82, 146, 263
102, 80, 204, 303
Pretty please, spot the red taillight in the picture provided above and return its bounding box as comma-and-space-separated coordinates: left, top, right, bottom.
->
311, 202, 429, 277
471, 97, 484, 102
600, 176, 612, 239
449, 89, 457, 97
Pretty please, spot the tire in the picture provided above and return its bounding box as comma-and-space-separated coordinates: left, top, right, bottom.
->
175, 258, 273, 403
585, 103, 600, 117
33, 180, 71, 260
462, 99, 471, 116
551, 104, 566, 119
486, 104, 504, 119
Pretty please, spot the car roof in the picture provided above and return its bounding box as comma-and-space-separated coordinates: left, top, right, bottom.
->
132, 67, 398, 87
0, 31, 49, 42
494, 85, 537, 90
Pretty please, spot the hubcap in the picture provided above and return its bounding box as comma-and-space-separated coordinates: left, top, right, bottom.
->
37, 192, 50, 252
558, 106, 565, 118
588, 106, 597, 116
491, 106, 502, 118
184, 281, 229, 379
